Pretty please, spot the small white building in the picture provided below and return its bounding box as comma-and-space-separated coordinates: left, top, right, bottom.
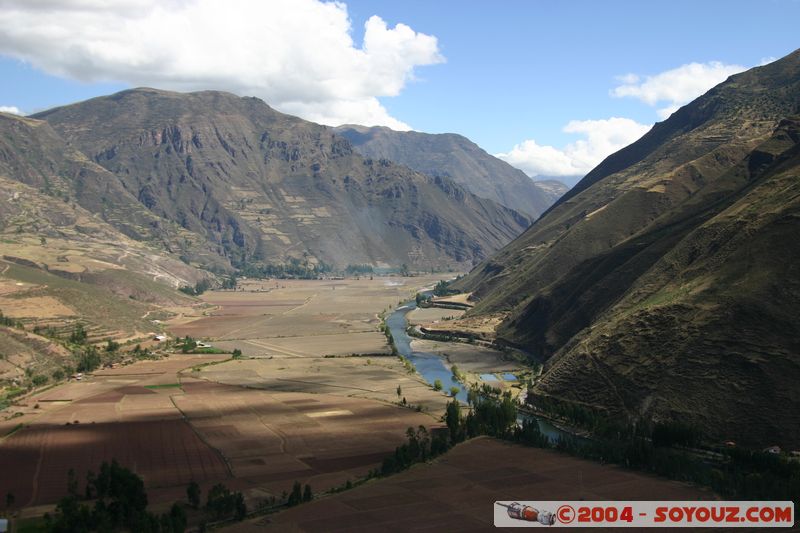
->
153, 334, 167, 342
0, 517, 9, 532
763, 445, 782, 455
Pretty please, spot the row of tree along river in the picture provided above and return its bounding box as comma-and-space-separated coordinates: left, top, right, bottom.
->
386, 297, 568, 442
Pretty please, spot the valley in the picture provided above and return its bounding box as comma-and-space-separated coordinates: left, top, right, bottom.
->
0, 9, 797, 528
0, 277, 453, 520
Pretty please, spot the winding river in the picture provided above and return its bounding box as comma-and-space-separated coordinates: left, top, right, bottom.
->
386, 299, 568, 442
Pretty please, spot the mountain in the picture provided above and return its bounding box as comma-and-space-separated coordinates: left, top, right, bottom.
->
0, 111, 209, 289
333, 125, 567, 217
34, 89, 531, 271
455, 49, 800, 447
0, 112, 209, 383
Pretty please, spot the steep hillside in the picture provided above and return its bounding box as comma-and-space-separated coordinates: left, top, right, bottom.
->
0, 113, 210, 386
334, 125, 567, 217
0, 112, 225, 268
456, 49, 800, 447
35, 90, 530, 270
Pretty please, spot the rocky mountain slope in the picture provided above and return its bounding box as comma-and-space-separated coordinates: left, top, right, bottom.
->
0, 112, 208, 290
0, 112, 209, 384
333, 125, 567, 217
34, 89, 530, 271
455, 49, 800, 447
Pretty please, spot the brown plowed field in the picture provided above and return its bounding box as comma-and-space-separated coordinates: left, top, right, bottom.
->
232, 437, 717, 532
174, 379, 434, 495
0, 419, 229, 507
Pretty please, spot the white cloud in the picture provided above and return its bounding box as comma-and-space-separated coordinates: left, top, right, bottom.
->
0, 105, 22, 115
611, 61, 746, 119
0, 0, 444, 129
495, 117, 651, 178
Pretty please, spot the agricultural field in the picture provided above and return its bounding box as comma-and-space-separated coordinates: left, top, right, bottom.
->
237, 437, 717, 532
405, 306, 464, 325
169, 276, 443, 357
195, 356, 451, 416
1, 276, 457, 521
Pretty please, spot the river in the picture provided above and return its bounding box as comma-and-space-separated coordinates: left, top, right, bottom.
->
385, 299, 568, 442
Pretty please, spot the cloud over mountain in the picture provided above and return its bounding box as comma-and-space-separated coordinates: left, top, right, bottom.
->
0, 0, 443, 129
495, 117, 651, 178
611, 61, 747, 119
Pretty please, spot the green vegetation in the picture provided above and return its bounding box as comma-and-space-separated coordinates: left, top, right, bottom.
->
345, 264, 373, 275
0, 310, 24, 329
205, 483, 246, 521
397, 355, 415, 373
220, 273, 237, 290
380, 426, 449, 476
512, 393, 800, 502
186, 481, 200, 509
378, 317, 398, 356
46, 461, 186, 532
178, 278, 212, 296
39, 462, 250, 531
433, 379, 442, 391
143, 383, 181, 390
176, 336, 225, 354
415, 292, 431, 307
433, 278, 459, 297
75, 347, 101, 373
286, 481, 313, 507
239, 258, 332, 280
69, 324, 87, 344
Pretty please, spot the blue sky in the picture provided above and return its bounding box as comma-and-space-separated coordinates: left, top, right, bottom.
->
0, 0, 798, 179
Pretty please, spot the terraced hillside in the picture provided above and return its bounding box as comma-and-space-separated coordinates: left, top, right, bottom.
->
456, 49, 800, 447
35, 89, 531, 271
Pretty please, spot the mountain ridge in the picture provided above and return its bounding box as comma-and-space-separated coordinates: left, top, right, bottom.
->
454, 48, 800, 446
333, 124, 567, 217
33, 88, 531, 271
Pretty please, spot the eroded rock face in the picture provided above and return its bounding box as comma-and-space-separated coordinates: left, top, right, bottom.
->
34, 88, 530, 270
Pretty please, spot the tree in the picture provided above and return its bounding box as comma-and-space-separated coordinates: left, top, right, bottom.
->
187, 480, 201, 509
396, 384, 402, 398
76, 347, 101, 372
445, 399, 462, 444
40, 236, 47, 246
234, 492, 246, 520
69, 323, 88, 344
206, 483, 234, 519
287, 481, 302, 507
433, 379, 443, 391
232, 348, 243, 358
67, 468, 78, 497
167, 502, 187, 532
105, 339, 119, 352
302, 484, 312, 502
449, 386, 460, 397
85, 470, 96, 500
